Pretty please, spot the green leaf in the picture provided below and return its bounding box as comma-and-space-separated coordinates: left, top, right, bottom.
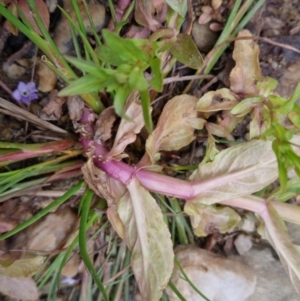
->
268, 177, 300, 202
64, 56, 106, 78
278, 82, 300, 115
118, 178, 174, 301
190, 140, 278, 204
184, 203, 241, 237
58, 75, 111, 96
230, 96, 262, 117
114, 85, 132, 116
149, 57, 163, 92
129, 67, 149, 91
166, 0, 187, 17
96, 44, 127, 66
139, 90, 153, 133
288, 111, 300, 129
102, 29, 147, 63
170, 34, 203, 69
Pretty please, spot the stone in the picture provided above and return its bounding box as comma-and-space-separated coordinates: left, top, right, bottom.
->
166, 245, 256, 301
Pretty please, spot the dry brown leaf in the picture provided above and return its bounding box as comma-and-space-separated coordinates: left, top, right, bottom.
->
230, 30, 261, 95
105, 94, 145, 161
146, 94, 198, 163
82, 158, 126, 237
0, 275, 38, 300
67, 95, 85, 122
94, 106, 116, 144
135, 0, 161, 31
36, 60, 57, 92
0, 256, 44, 278
41, 90, 65, 120
10, 208, 78, 252
196, 88, 239, 113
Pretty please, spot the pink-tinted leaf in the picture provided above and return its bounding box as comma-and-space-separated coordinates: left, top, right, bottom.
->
18, 0, 50, 35
135, 0, 161, 31
197, 88, 239, 113
0, 275, 38, 300
146, 94, 198, 163
105, 93, 146, 161
190, 140, 278, 204
185, 203, 241, 237
230, 30, 261, 95
118, 178, 174, 301
258, 200, 300, 293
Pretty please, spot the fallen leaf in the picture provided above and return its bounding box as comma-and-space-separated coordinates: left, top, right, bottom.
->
118, 178, 174, 301
170, 34, 203, 69
41, 90, 65, 120
94, 106, 116, 144
0, 256, 44, 278
230, 30, 261, 95
146, 94, 198, 163
135, 0, 161, 31
82, 157, 126, 238
189, 140, 278, 204
67, 95, 85, 122
197, 88, 238, 113
36, 60, 57, 93
0, 275, 38, 300
184, 203, 241, 237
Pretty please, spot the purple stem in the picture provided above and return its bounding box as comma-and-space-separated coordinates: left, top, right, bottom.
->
80, 110, 300, 224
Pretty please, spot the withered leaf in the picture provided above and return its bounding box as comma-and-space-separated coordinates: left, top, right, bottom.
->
67, 95, 85, 122
146, 94, 198, 163
41, 90, 65, 120
118, 178, 174, 301
105, 93, 145, 161
135, 0, 161, 31
184, 203, 241, 237
0, 275, 38, 300
230, 30, 261, 95
190, 140, 278, 204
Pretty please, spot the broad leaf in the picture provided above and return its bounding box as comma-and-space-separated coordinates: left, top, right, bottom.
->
166, 0, 187, 17
146, 94, 198, 162
105, 93, 146, 160
135, 0, 161, 31
197, 88, 238, 113
184, 203, 241, 237
170, 34, 203, 69
230, 30, 261, 95
0, 275, 38, 300
258, 199, 300, 293
0, 256, 44, 277
118, 178, 174, 301
189, 140, 278, 204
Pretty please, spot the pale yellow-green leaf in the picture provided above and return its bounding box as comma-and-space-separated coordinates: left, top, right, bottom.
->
146, 94, 197, 163
190, 140, 278, 204
0, 256, 44, 278
118, 179, 174, 301
0, 275, 38, 300
230, 30, 261, 95
258, 199, 300, 293
105, 93, 146, 161
185, 202, 241, 237
197, 88, 238, 112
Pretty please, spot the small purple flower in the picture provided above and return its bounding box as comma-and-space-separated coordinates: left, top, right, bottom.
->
12, 81, 39, 105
